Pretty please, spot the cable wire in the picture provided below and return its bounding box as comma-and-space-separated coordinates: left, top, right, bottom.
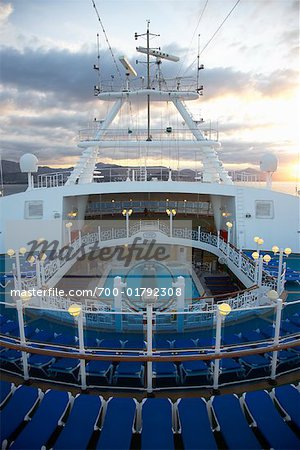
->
182, 0, 241, 76
91, 0, 122, 80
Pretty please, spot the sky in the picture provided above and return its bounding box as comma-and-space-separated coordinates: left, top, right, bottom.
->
0, 0, 299, 180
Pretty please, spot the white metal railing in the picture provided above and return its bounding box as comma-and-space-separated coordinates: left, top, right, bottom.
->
17, 224, 278, 314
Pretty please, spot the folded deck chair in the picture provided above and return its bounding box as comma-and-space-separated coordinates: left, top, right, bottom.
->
177, 397, 217, 449
273, 384, 300, 431
0, 385, 40, 447
0, 380, 13, 407
244, 390, 300, 450
86, 360, 113, 383
53, 394, 102, 449
10, 389, 70, 450
96, 397, 136, 450
212, 394, 261, 449
113, 361, 144, 385
141, 398, 174, 450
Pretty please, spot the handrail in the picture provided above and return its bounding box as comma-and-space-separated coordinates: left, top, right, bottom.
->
1, 336, 299, 362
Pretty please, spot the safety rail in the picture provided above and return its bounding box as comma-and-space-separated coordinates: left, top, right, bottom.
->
0, 298, 299, 392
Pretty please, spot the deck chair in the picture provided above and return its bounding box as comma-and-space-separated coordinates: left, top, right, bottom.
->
239, 354, 270, 376
10, 389, 70, 450
0, 385, 40, 448
273, 384, 300, 431
212, 394, 261, 449
96, 397, 136, 449
177, 397, 217, 449
53, 394, 102, 449
86, 360, 114, 384
244, 390, 300, 450
113, 361, 144, 385
141, 398, 174, 449
47, 357, 80, 380
180, 360, 208, 383
0, 380, 13, 407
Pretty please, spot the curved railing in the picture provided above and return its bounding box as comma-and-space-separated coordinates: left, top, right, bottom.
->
0, 299, 299, 392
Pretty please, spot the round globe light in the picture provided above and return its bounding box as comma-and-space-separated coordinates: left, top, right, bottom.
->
19, 247, 27, 255
267, 290, 279, 301
122, 209, 127, 216
263, 254, 271, 263
68, 304, 81, 317
272, 245, 279, 253
7, 249, 15, 257
20, 290, 32, 301
171, 209, 176, 216
257, 238, 264, 246
254, 236, 260, 243
166, 209, 171, 215
27, 255, 35, 264
128, 209, 133, 216
218, 303, 232, 316
65, 222, 73, 229
39, 253, 47, 261
284, 247, 292, 256
226, 221, 233, 228
252, 251, 259, 260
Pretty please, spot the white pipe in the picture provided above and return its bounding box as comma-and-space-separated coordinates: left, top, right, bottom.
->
270, 298, 283, 380
146, 304, 153, 394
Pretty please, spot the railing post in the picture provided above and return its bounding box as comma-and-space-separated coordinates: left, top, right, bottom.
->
198, 226, 201, 241
174, 276, 185, 332
146, 304, 153, 394
113, 276, 124, 331
16, 299, 29, 380
217, 230, 220, 248
78, 230, 82, 247
270, 298, 283, 381
98, 225, 101, 243
257, 256, 263, 286
276, 250, 284, 293
77, 309, 87, 390
35, 257, 42, 289
238, 250, 242, 269
213, 309, 222, 391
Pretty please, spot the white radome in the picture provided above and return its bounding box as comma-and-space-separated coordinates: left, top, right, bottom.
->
260, 153, 278, 173
19, 153, 39, 173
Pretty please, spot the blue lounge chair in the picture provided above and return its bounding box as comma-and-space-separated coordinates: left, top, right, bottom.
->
113, 362, 144, 385
152, 362, 179, 384
0, 385, 40, 447
180, 360, 208, 383
53, 394, 102, 449
242, 330, 266, 343
213, 358, 245, 381
0, 380, 13, 407
86, 360, 113, 383
0, 349, 22, 370
48, 357, 80, 380
244, 390, 300, 450
10, 389, 70, 450
177, 398, 217, 449
96, 398, 136, 449
141, 398, 174, 449
28, 354, 56, 376
212, 394, 261, 449
239, 354, 270, 376
273, 384, 300, 431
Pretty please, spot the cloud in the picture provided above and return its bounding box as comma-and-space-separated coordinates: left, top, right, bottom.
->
0, 2, 13, 24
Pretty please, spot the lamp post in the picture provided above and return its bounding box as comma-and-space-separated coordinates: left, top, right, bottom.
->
65, 222, 73, 244
267, 290, 283, 381
166, 208, 176, 237
253, 236, 264, 253
226, 221, 233, 256
7, 247, 27, 291
252, 252, 271, 286
272, 246, 292, 294
213, 302, 231, 391
16, 290, 32, 380
68, 303, 86, 390
122, 209, 133, 238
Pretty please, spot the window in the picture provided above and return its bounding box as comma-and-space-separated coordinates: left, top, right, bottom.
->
24, 201, 43, 219
255, 200, 274, 219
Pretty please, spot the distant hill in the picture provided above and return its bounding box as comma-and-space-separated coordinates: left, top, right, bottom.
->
1, 159, 271, 185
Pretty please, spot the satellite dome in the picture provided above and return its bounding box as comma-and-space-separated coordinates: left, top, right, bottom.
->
19, 153, 39, 173
259, 153, 278, 173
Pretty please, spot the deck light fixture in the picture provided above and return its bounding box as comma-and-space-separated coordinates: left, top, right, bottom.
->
20, 290, 32, 302
68, 303, 82, 317
218, 303, 231, 316
263, 254, 271, 263
267, 290, 279, 301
